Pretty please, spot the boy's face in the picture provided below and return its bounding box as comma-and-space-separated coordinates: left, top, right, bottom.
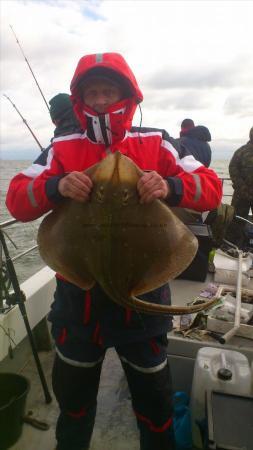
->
82, 79, 123, 113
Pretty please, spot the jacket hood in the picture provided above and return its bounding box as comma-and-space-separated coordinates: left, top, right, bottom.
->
69, 53, 143, 144
70, 53, 143, 100
181, 125, 211, 142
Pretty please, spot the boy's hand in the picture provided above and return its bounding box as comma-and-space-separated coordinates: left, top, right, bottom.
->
137, 171, 171, 204
58, 172, 93, 202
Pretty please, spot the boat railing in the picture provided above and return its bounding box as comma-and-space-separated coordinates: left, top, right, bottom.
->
0, 218, 39, 262
220, 177, 231, 186
220, 177, 233, 199
0, 218, 39, 311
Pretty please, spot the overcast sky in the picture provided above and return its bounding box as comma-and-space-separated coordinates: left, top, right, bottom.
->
0, 0, 252, 160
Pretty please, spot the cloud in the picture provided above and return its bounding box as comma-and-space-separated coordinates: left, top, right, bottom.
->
145, 62, 253, 90
1, 0, 253, 159
142, 89, 211, 110
79, 1, 106, 21
224, 93, 253, 118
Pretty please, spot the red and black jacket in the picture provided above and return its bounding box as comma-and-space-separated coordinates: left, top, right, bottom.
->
6, 52, 222, 221
6, 52, 222, 346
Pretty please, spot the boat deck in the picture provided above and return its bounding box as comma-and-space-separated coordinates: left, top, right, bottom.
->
7, 347, 139, 450
2, 276, 253, 450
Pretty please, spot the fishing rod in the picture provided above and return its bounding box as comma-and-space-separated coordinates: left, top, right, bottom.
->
9, 24, 50, 114
0, 228, 52, 404
3, 94, 44, 151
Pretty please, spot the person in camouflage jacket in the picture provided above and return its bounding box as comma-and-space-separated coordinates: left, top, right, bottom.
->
229, 127, 253, 203
226, 127, 253, 247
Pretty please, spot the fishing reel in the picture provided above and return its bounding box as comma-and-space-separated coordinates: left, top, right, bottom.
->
0, 228, 27, 313
0, 259, 22, 312
0, 260, 12, 313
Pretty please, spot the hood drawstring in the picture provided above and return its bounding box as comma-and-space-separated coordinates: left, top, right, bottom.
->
138, 104, 143, 144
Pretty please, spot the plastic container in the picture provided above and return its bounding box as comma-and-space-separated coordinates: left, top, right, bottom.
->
190, 347, 251, 449
0, 373, 30, 450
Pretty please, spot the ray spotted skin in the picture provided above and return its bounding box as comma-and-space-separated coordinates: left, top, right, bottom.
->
38, 152, 216, 316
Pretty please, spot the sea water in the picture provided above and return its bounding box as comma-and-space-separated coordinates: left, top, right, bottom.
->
0, 160, 44, 284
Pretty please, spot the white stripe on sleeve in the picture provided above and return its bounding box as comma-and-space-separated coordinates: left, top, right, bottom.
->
21, 148, 54, 179
161, 139, 202, 173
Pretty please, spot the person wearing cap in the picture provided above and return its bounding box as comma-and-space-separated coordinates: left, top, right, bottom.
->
225, 127, 253, 247
49, 93, 82, 137
178, 118, 212, 167
37, 93, 83, 161
6, 52, 222, 450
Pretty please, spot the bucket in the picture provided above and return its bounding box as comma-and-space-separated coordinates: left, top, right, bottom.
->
0, 373, 30, 450
190, 347, 251, 448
